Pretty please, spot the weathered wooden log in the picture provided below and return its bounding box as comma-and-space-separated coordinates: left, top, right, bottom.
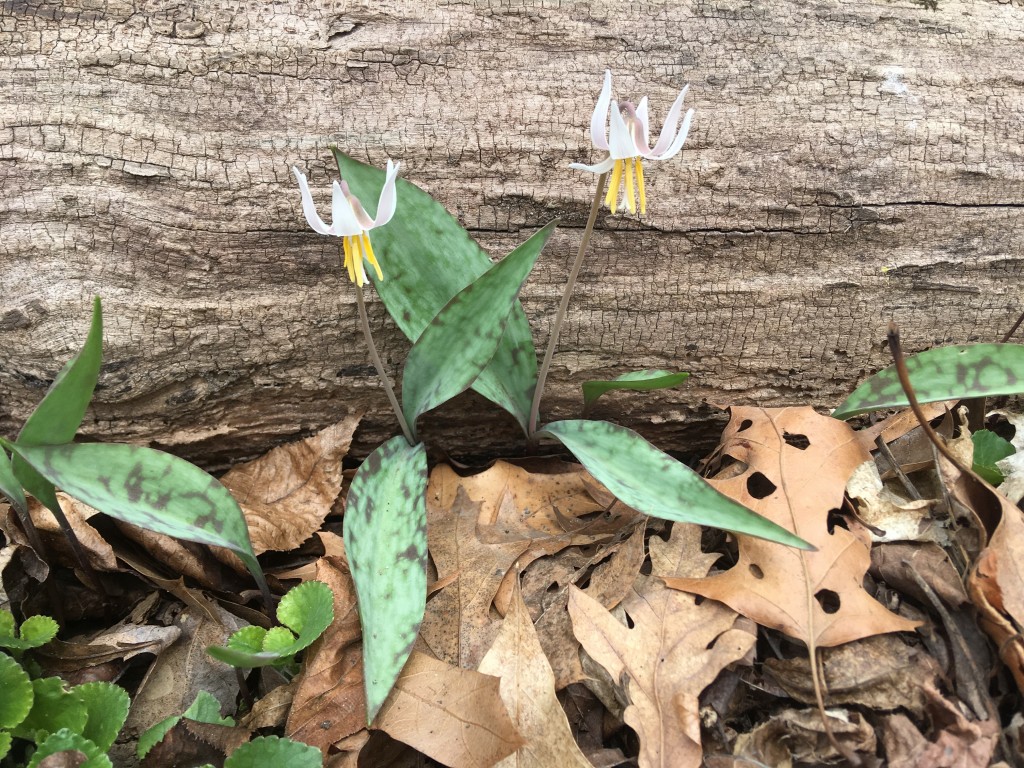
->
2, 0, 1021, 466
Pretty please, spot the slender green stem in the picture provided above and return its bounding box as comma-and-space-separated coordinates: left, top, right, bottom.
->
355, 283, 416, 446
528, 172, 608, 438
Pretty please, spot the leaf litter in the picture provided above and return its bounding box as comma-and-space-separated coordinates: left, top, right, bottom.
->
4, 407, 1024, 766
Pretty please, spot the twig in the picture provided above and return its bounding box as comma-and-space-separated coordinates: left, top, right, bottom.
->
1000, 307, 1024, 343
873, 435, 922, 501
528, 172, 609, 440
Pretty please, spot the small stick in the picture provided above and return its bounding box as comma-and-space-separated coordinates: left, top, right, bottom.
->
873, 434, 922, 501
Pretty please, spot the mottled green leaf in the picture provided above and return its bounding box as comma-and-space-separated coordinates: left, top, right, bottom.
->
0, 451, 28, 518
224, 735, 322, 768
0, 653, 33, 729
344, 436, 428, 724
76, 682, 129, 752
539, 420, 812, 549
208, 581, 333, 668
402, 223, 555, 435
0, 614, 58, 651
972, 429, 1016, 486
13, 297, 103, 517
833, 343, 1024, 420
10, 443, 266, 595
332, 150, 541, 432
13, 677, 87, 742
582, 369, 690, 410
27, 728, 110, 768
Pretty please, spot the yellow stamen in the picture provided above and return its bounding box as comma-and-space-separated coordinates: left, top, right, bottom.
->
606, 159, 624, 213
343, 236, 356, 283
352, 234, 365, 287
624, 158, 636, 214
636, 158, 646, 215
362, 232, 383, 281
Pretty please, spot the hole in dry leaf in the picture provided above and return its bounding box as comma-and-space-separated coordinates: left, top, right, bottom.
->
826, 508, 848, 535
748, 563, 764, 579
746, 472, 777, 499
737, 419, 754, 432
625, 611, 636, 629
782, 431, 810, 450
694, 595, 705, 606
815, 589, 841, 614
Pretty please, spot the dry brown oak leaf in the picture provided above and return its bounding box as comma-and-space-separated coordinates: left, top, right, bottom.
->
667, 406, 918, 647
569, 522, 756, 768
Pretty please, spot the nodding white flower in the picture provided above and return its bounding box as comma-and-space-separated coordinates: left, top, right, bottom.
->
292, 160, 400, 287
570, 70, 694, 215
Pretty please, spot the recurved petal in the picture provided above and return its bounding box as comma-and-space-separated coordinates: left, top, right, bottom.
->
650, 106, 694, 161
607, 100, 636, 159
650, 84, 691, 157
293, 167, 334, 235
569, 156, 616, 174
589, 70, 613, 151
636, 96, 651, 148
331, 181, 365, 235
372, 159, 401, 228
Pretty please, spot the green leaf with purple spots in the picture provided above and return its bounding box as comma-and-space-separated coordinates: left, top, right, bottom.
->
833, 343, 1024, 420
538, 420, 812, 549
582, 370, 690, 411
207, 580, 334, 668
401, 222, 555, 438
8, 442, 267, 596
344, 436, 428, 724
0, 451, 28, 518
13, 297, 103, 517
332, 150, 542, 434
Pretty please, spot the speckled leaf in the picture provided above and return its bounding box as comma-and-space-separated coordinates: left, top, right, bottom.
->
539, 420, 812, 549
402, 222, 555, 436
973, 429, 1015, 485
833, 343, 1024, 420
582, 369, 690, 409
333, 150, 542, 433
13, 297, 103, 517
223, 735, 322, 768
0, 451, 28, 517
208, 581, 334, 667
344, 436, 428, 724
10, 443, 267, 595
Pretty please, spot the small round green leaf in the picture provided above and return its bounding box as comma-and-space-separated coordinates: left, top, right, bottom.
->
19, 615, 59, 648
75, 682, 129, 752
261, 627, 297, 654
136, 714, 178, 759
539, 419, 812, 550
0, 611, 15, 640
0, 653, 33, 729
345, 436, 429, 724
582, 370, 690, 409
227, 626, 267, 654
183, 690, 235, 726
833, 343, 1024, 420
224, 736, 322, 768
13, 677, 88, 743
27, 728, 110, 768
275, 580, 334, 640
0, 731, 11, 760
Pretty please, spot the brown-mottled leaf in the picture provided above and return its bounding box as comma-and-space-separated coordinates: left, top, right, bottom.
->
375, 651, 522, 768
478, 580, 592, 768
668, 406, 919, 647
220, 415, 361, 554
286, 556, 366, 751
568, 523, 756, 768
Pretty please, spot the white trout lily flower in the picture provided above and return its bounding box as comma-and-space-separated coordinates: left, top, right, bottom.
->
292, 160, 400, 287
569, 70, 694, 215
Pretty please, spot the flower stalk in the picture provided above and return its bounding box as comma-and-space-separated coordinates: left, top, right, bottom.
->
528, 171, 608, 438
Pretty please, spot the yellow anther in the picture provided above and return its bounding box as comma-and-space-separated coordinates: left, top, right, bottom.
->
636, 158, 646, 215
606, 159, 624, 213
362, 232, 383, 281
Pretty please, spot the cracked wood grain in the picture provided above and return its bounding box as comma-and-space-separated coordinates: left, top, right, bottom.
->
1, 0, 1022, 466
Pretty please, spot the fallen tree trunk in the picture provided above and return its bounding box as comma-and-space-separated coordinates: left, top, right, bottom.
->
1, 0, 1021, 466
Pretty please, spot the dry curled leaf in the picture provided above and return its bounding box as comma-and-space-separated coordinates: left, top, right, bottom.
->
668, 406, 918, 647
569, 523, 755, 768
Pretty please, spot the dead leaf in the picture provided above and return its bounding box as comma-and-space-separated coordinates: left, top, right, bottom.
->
221, 415, 361, 554
880, 680, 999, 767
734, 707, 876, 766
115, 523, 228, 590
478, 579, 592, 767
286, 555, 367, 751
419, 477, 531, 668
21, 494, 117, 571
871, 542, 969, 608
854, 401, 954, 452
668, 406, 918, 647
240, 680, 295, 731
847, 460, 938, 543
568, 523, 755, 768
375, 650, 523, 768
764, 634, 940, 717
